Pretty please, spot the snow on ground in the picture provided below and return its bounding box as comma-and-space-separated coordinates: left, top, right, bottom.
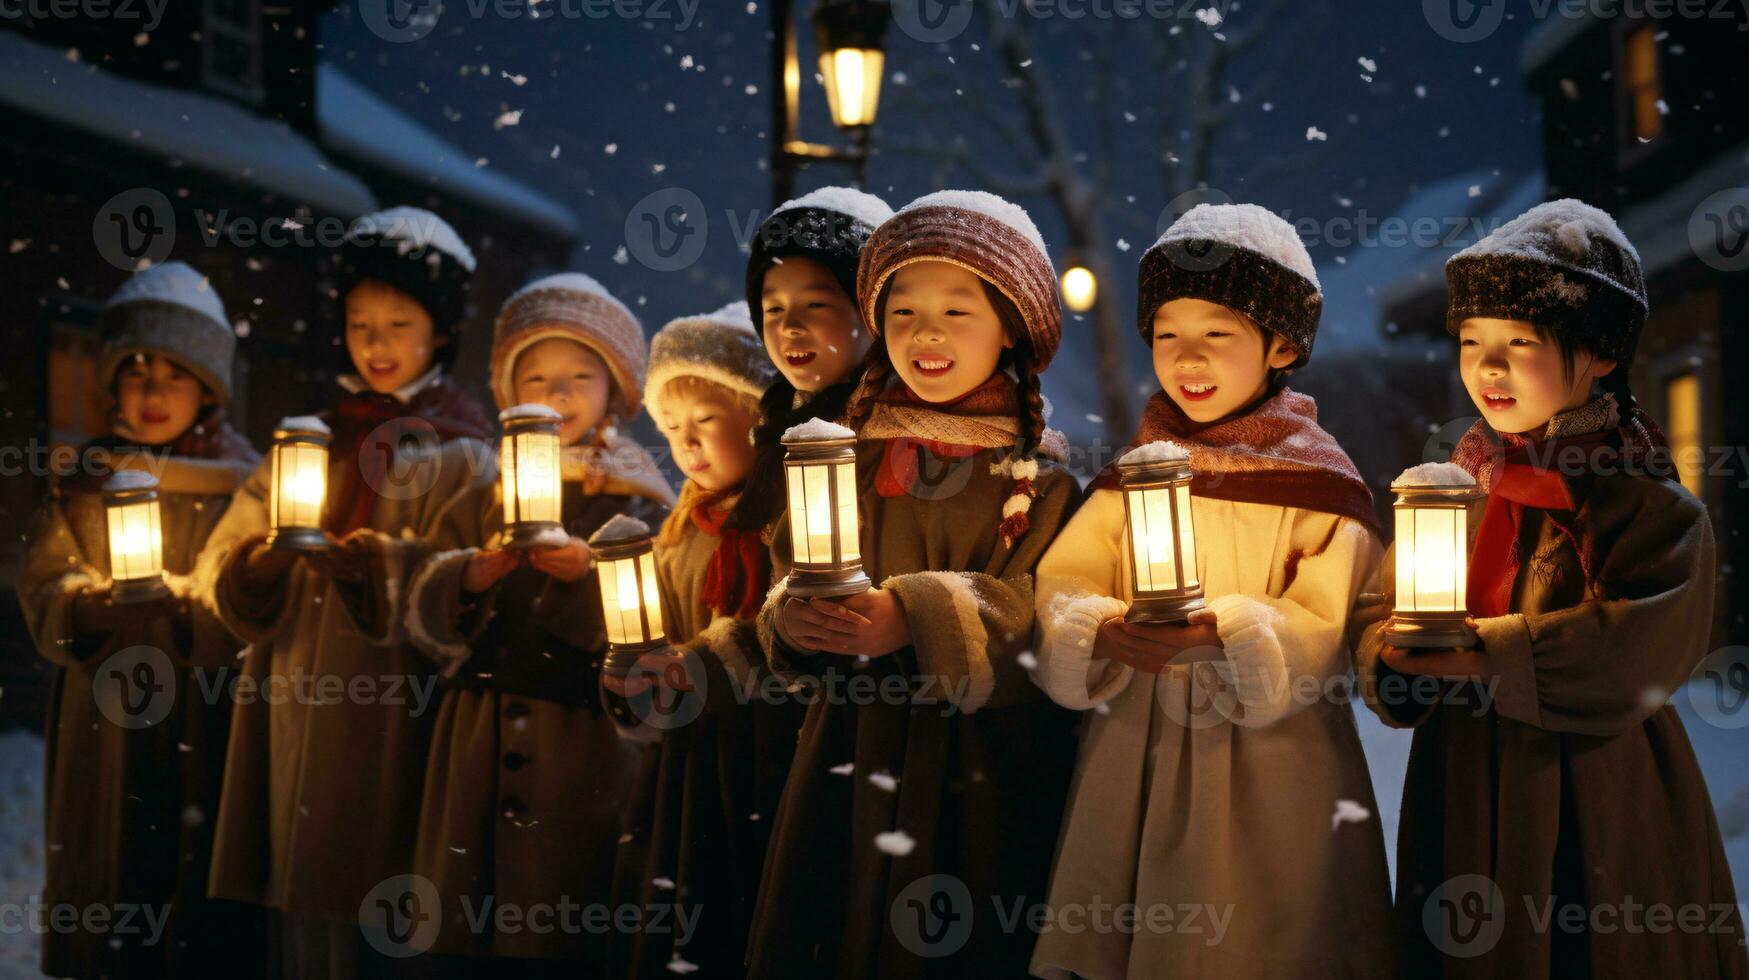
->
0, 730, 45, 980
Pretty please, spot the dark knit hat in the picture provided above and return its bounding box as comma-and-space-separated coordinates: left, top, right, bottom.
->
337, 207, 476, 369
97, 261, 236, 406
1137, 203, 1322, 369
857, 190, 1062, 372
1445, 198, 1648, 366
744, 186, 894, 323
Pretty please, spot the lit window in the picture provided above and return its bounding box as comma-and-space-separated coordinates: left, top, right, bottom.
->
1666, 372, 1702, 496
1623, 24, 1662, 144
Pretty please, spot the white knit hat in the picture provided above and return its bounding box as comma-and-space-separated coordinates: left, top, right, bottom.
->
644, 301, 777, 413
96, 261, 236, 405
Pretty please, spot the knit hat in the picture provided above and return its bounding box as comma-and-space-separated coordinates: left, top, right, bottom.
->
96, 261, 236, 406
337, 206, 476, 368
644, 301, 777, 414
490, 272, 646, 419
1137, 203, 1322, 369
1445, 198, 1648, 366
745, 186, 894, 322
857, 190, 1062, 371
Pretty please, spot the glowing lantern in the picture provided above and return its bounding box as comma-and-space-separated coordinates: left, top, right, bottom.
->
102, 471, 170, 603
498, 404, 565, 548
1385, 467, 1483, 648
1118, 441, 1205, 624
591, 515, 668, 660
268, 417, 330, 551
813, 0, 891, 129
781, 418, 868, 598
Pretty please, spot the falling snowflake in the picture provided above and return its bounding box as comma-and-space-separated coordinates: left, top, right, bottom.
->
1194, 6, 1222, 27
501, 70, 528, 86
1358, 56, 1377, 72
868, 772, 898, 792
1017, 651, 1038, 670
1331, 799, 1371, 830
1306, 126, 1328, 142
667, 956, 699, 974
830, 762, 855, 775
493, 110, 523, 129
875, 830, 915, 856
652, 876, 676, 890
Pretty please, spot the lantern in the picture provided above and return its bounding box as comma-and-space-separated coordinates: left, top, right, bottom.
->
1118, 441, 1205, 624
1061, 265, 1097, 313
102, 471, 170, 603
812, 0, 892, 130
782, 418, 869, 598
498, 404, 565, 549
1385, 467, 1483, 648
268, 417, 330, 551
591, 515, 668, 662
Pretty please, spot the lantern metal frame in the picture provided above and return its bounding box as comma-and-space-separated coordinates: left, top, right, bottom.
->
267, 422, 331, 552
781, 430, 870, 599
498, 406, 566, 550
102, 473, 171, 604
1384, 483, 1483, 649
1118, 452, 1206, 625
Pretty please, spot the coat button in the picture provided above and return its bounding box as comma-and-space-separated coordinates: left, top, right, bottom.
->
503, 751, 528, 771
504, 700, 531, 720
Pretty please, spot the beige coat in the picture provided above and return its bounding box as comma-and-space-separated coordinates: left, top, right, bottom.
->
1355, 451, 1746, 978
199, 431, 495, 922
1031, 489, 1396, 979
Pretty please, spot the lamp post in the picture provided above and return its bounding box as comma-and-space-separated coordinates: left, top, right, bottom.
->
770, 0, 893, 207
781, 418, 869, 598
1117, 441, 1205, 624
497, 404, 565, 549
102, 471, 170, 603
1384, 467, 1483, 648
268, 417, 330, 551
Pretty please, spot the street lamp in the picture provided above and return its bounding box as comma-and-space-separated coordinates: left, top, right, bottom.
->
1118, 441, 1205, 624
771, 0, 893, 206
1061, 264, 1097, 313
781, 418, 869, 598
102, 471, 170, 603
1384, 466, 1482, 648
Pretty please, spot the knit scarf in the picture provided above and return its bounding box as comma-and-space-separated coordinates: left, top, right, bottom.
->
1090, 387, 1381, 537
862, 374, 1066, 547
660, 481, 770, 621
1452, 392, 1671, 613
324, 377, 494, 536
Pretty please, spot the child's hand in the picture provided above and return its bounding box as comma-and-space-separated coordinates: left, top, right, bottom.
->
304, 530, 373, 584
1093, 608, 1223, 673
463, 548, 520, 593
242, 538, 299, 588
71, 587, 174, 633
834, 588, 912, 658
781, 595, 876, 655
1380, 644, 1490, 679
527, 537, 592, 583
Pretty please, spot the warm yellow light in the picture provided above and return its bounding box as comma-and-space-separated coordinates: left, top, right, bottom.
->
782, 419, 869, 597
1385, 470, 1483, 648
268, 420, 330, 550
499, 405, 564, 546
819, 47, 883, 128
1061, 265, 1097, 313
102, 472, 165, 601
1118, 442, 1205, 623
591, 516, 666, 651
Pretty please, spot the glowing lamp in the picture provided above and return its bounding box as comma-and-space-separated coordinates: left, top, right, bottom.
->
813, 0, 891, 129
1061, 265, 1097, 313
1385, 465, 1483, 648
498, 404, 565, 549
268, 417, 330, 551
1118, 441, 1205, 624
102, 471, 170, 603
782, 418, 869, 598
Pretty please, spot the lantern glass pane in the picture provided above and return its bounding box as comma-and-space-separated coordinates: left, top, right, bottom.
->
638, 552, 665, 643
1126, 486, 1176, 594
820, 48, 883, 127
802, 464, 834, 564
599, 557, 640, 646
786, 467, 814, 564
275, 442, 327, 530
107, 498, 162, 582
511, 430, 561, 524
1174, 483, 1199, 589
1403, 505, 1464, 612
499, 434, 520, 524
834, 460, 860, 563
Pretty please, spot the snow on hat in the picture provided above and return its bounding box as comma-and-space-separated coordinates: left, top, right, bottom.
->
745, 186, 894, 330
1137, 203, 1322, 369
97, 261, 236, 406
1445, 198, 1647, 366
491, 272, 647, 419
338, 206, 476, 368
857, 190, 1062, 371
644, 301, 777, 413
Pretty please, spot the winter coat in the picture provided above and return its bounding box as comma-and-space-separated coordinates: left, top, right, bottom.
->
1355, 420, 1747, 978
606, 502, 806, 979
403, 440, 673, 960
1030, 489, 1397, 979
744, 438, 1082, 979
18, 440, 265, 979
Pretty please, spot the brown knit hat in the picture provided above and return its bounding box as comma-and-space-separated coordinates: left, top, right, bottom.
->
857, 190, 1062, 371
490, 272, 646, 419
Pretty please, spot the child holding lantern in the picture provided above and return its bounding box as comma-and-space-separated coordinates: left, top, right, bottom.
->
603, 301, 801, 979
18, 261, 264, 980
198, 207, 496, 976
1354, 200, 1747, 977
1029, 203, 1396, 979
399, 272, 674, 973
749, 190, 1083, 978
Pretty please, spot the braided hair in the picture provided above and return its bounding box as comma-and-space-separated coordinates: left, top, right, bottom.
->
727, 369, 864, 533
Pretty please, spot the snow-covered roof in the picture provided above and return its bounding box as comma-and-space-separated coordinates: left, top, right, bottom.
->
316, 65, 580, 243
0, 32, 377, 218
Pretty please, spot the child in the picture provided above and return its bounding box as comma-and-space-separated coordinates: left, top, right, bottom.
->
198, 207, 495, 976
604, 301, 798, 979
1030, 203, 1396, 979
749, 191, 1083, 978
1356, 200, 1747, 977
732, 186, 893, 537
400, 272, 675, 974
18, 261, 263, 980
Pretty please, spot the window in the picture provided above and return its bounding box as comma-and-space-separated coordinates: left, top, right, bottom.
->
47, 317, 109, 454
1665, 372, 1702, 497
202, 0, 264, 107
1620, 23, 1663, 146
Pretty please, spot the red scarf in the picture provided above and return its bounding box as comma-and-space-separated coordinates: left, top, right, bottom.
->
685, 486, 771, 621
324, 377, 493, 535
1091, 388, 1381, 537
